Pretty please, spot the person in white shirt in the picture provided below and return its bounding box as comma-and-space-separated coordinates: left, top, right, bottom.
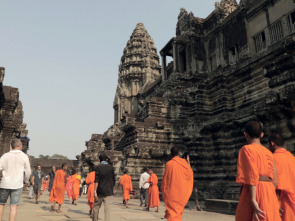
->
139, 167, 150, 207
0, 139, 31, 221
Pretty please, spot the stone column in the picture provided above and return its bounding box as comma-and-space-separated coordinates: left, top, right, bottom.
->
173, 41, 179, 72
186, 43, 192, 72
0, 67, 5, 83
161, 53, 167, 81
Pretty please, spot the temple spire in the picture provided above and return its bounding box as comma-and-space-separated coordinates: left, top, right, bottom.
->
113, 23, 161, 123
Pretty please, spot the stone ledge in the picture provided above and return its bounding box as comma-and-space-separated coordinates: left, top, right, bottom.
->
204, 199, 238, 215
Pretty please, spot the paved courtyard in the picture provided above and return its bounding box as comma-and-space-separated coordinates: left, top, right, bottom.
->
1, 190, 234, 221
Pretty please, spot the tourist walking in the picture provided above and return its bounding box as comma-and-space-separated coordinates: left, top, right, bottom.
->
235, 121, 280, 221
139, 167, 150, 207
70, 170, 81, 205
93, 153, 115, 221
48, 165, 56, 193
83, 180, 88, 195
32, 165, 45, 204
0, 139, 31, 221
120, 169, 133, 208
269, 133, 295, 220
49, 163, 68, 213
86, 166, 96, 216
80, 176, 85, 196
145, 169, 160, 212
161, 146, 194, 221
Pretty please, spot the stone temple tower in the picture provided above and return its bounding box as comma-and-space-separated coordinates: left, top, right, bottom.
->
113, 23, 161, 123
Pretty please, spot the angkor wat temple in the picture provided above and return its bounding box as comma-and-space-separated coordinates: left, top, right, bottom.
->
77, 0, 295, 204
0, 67, 29, 156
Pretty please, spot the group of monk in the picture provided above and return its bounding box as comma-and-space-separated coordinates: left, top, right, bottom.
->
65, 169, 81, 205
119, 168, 161, 212
236, 121, 295, 221
49, 164, 87, 213
47, 120, 295, 221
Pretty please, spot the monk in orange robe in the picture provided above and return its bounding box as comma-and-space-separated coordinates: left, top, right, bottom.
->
236, 121, 281, 221
86, 168, 95, 215
145, 169, 160, 212
161, 146, 194, 221
42, 178, 47, 192
120, 169, 133, 208
49, 163, 68, 213
269, 133, 295, 221
71, 170, 81, 205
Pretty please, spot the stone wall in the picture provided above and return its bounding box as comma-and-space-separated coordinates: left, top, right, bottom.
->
0, 67, 29, 156
78, 0, 295, 200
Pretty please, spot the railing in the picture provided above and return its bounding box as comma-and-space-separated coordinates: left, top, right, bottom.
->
253, 10, 295, 53
253, 31, 266, 52
269, 20, 283, 44
287, 12, 295, 34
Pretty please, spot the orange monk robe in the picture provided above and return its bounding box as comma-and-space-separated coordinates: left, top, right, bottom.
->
236, 143, 281, 221
147, 173, 160, 208
161, 156, 194, 221
72, 174, 81, 201
49, 170, 66, 205
120, 174, 133, 200
274, 148, 295, 221
66, 176, 73, 199
42, 179, 47, 191
46, 179, 49, 190
86, 171, 95, 209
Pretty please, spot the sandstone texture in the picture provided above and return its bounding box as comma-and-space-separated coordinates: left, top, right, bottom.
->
78, 0, 295, 202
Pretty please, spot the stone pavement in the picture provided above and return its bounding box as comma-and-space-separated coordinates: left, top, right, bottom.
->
1, 191, 234, 221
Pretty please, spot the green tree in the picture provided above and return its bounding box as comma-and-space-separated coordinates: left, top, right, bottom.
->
50, 154, 69, 160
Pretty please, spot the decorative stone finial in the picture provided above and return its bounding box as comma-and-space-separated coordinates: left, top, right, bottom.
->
118, 23, 161, 84
0, 67, 5, 82
215, 0, 238, 18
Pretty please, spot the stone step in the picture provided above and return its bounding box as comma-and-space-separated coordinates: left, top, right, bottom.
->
204, 199, 238, 215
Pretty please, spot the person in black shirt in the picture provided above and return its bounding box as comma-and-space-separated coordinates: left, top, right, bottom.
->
93, 153, 115, 221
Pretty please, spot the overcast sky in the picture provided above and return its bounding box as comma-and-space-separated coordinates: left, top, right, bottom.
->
0, 0, 240, 159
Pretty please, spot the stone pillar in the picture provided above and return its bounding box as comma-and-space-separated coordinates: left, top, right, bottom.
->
161, 53, 167, 81
0, 67, 5, 82
186, 43, 192, 72
0, 129, 13, 157
173, 41, 179, 72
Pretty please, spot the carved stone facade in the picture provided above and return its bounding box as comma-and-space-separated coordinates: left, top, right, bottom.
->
78, 0, 295, 201
0, 67, 29, 156
113, 23, 161, 123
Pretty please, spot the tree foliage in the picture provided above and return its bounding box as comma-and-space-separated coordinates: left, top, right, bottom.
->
38, 154, 69, 160
50, 154, 69, 160
39, 154, 50, 159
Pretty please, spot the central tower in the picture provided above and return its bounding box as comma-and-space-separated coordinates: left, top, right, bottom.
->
113, 23, 161, 123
